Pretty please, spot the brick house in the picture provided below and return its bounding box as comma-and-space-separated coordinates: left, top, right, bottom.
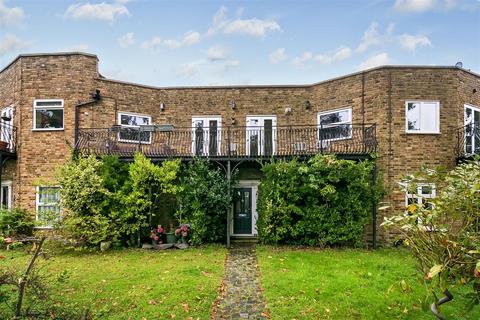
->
0, 52, 478, 245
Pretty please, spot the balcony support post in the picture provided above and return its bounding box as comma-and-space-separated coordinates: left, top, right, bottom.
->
226, 159, 231, 248
371, 162, 378, 249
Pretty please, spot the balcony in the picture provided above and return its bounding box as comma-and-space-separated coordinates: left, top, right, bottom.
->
0, 123, 16, 156
75, 124, 377, 161
456, 123, 480, 161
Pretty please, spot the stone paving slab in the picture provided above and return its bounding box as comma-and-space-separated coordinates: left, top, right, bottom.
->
212, 244, 269, 320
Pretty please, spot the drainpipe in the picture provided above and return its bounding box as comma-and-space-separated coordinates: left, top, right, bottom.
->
372, 162, 378, 249
226, 160, 231, 248
73, 90, 101, 153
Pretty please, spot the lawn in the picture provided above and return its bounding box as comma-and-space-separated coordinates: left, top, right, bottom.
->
0, 245, 226, 319
257, 246, 479, 320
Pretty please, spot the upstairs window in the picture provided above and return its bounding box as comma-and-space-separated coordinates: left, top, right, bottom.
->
117, 112, 152, 144
405, 101, 440, 134
33, 99, 64, 130
36, 186, 61, 228
317, 107, 352, 141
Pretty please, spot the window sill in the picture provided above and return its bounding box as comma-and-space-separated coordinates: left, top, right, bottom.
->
405, 131, 441, 135
32, 128, 64, 132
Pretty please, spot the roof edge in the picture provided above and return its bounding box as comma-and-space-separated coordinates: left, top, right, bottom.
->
99, 65, 480, 91
0, 52, 98, 74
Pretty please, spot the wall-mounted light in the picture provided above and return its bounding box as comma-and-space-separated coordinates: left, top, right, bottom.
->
230, 117, 236, 125
305, 100, 312, 110
160, 102, 165, 111
231, 99, 236, 110
285, 107, 292, 115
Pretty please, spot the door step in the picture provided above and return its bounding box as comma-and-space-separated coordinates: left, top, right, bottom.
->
231, 236, 258, 244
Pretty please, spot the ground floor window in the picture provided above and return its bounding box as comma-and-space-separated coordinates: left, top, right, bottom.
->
0, 182, 11, 209
36, 186, 61, 227
405, 183, 436, 211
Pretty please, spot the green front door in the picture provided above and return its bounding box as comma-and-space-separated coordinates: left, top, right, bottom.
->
233, 188, 252, 234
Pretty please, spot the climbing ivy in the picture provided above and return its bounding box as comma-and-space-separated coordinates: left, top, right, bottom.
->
257, 155, 381, 246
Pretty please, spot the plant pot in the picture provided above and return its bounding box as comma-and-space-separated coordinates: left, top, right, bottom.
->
179, 237, 187, 244
165, 233, 176, 244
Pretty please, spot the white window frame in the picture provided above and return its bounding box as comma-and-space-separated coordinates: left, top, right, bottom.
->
35, 186, 62, 229
33, 99, 64, 131
405, 183, 436, 209
464, 104, 480, 155
117, 111, 152, 144
0, 181, 12, 210
405, 101, 440, 134
317, 107, 353, 141
191, 115, 222, 156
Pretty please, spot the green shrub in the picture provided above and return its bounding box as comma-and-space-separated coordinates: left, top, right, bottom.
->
0, 208, 34, 237
257, 155, 381, 246
176, 159, 234, 245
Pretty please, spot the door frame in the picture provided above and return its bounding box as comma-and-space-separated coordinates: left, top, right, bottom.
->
191, 115, 222, 156
464, 104, 480, 155
231, 180, 260, 236
245, 115, 277, 156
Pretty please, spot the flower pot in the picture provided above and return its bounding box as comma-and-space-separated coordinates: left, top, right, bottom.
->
179, 237, 187, 244
165, 233, 176, 244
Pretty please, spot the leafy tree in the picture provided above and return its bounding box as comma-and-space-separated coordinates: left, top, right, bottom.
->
257, 155, 381, 246
176, 159, 234, 245
382, 159, 480, 318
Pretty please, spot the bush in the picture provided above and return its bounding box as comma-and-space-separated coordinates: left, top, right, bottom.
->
176, 159, 234, 245
57, 153, 181, 247
382, 159, 480, 316
0, 208, 34, 237
257, 155, 380, 246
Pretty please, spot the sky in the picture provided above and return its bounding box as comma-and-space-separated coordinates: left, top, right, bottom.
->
0, 0, 479, 87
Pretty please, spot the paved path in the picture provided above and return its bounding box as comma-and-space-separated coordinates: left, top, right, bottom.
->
212, 244, 269, 320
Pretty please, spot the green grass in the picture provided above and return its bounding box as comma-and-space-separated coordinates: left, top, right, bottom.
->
257, 246, 479, 320
0, 245, 226, 319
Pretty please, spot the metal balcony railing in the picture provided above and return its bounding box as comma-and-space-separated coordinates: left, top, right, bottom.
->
456, 123, 480, 159
0, 124, 16, 154
75, 123, 377, 160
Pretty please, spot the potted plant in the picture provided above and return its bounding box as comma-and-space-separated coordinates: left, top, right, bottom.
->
175, 224, 190, 244
165, 223, 176, 244
149, 225, 165, 245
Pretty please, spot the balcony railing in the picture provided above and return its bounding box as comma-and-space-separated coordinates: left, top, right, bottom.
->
75, 123, 377, 160
456, 123, 480, 159
0, 123, 16, 154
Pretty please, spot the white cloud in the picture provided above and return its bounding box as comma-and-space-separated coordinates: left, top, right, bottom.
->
223, 18, 281, 38
314, 47, 352, 64
399, 34, 432, 51
358, 53, 390, 70
269, 48, 287, 64
356, 22, 394, 53
394, 0, 437, 12
64, 2, 130, 22
0, 0, 24, 26
118, 32, 135, 48
291, 52, 313, 66
61, 44, 89, 52
141, 36, 162, 50
0, 34, 30, 55
207, 6, 281, 38
163, 31, 200, 49
207, 45, 226, 61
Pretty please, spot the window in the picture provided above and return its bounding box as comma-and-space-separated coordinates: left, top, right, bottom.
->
464, 104, 480, 155
118, 112, 152, 144
405, 101, 440, 134
33, 99, 64, 130
36, 186, 61, 228
405, 183, 436, 211
1, 182, 12, 209
317, 107, 352, 141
